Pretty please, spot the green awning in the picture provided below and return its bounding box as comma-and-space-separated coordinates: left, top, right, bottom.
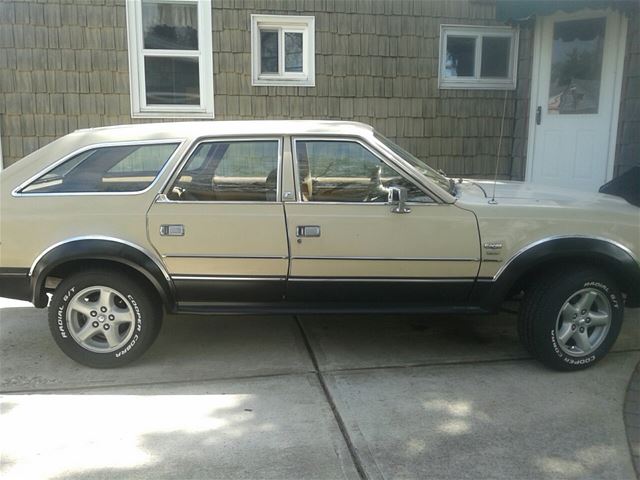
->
496, 0, 637, 23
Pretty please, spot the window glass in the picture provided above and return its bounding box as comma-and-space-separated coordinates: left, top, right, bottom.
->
481, 37, 510, 78
144, 56, 200, 105
21, 143, 179, 194
252, 15, 315, 86
169, 140, 279, 202
439, 26, 518, 89
260, 30, 279, 73
142, 3, 198, 50
445, 36, 475, 77
285, 32, 303, 72
296, 140, 432, 203
548, 17, 605, 115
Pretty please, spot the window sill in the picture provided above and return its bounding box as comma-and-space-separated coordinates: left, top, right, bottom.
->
438, 80, 517, 90
131, 110, 215, 119
252, 78, 315, 87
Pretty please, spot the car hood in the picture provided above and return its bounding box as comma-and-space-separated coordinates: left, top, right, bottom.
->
455, 179, 635, 209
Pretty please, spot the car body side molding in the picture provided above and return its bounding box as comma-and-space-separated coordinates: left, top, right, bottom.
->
30, 238, 175, 309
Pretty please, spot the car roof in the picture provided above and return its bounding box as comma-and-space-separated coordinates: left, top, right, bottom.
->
74, 120, 376, 142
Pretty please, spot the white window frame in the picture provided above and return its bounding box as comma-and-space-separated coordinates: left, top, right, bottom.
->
439, 24, 519, 90
251, 14, 315, 87
126, 0, 214, 118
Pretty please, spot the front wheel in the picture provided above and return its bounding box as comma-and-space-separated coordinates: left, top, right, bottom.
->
518, 268, 624, 371
48, 270, 162, 368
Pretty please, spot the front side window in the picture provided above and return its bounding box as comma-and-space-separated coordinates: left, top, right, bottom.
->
251, 15, 315, 86
168, 140, 280, 202
126, 0, 214, 118
21, 143, 179, 194
439, 25, 519, 90
295, 140, 433, 203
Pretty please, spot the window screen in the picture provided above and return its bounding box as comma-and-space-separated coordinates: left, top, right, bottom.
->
21, 143, 179, 194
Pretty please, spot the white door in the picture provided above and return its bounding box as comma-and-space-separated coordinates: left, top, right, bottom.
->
527, 10, 627, 191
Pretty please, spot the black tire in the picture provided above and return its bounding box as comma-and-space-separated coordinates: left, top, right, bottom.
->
518, 267, 624, 371
48, 269, 162, 368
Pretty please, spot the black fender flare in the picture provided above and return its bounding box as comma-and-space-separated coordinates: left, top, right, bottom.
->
30, 238, 175, 309
475, 237, 640, 309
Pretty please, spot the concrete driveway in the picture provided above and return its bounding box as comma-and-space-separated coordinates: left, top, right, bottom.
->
1, 300, 638, 480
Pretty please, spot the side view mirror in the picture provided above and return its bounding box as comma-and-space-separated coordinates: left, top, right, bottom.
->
388, 186, 411, 214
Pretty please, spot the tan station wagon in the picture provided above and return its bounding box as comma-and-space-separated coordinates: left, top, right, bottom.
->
1, 121, 638, 370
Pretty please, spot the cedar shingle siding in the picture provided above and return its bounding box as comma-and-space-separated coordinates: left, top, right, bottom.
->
0, 0, 637, 180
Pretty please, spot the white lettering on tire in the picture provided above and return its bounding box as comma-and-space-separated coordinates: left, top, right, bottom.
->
114, 294, 143, 358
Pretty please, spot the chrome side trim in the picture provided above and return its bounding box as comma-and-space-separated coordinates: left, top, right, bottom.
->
288, 277, 475, 283
12, 139, 186, 197
169, 275, 475, 283
164, 254, 288, 259
492, 235, 640, 281
29, 235, 172, 284
172, 275, 285, 281
292, 256, 480, 262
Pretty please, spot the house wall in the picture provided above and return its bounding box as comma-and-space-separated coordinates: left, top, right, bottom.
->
614, 9, 640, 177
0, 0, 517, 178
0, 0, 635, 182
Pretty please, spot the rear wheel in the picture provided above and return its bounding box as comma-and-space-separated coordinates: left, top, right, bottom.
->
518, 268, 623, 371
48, 270, 162, 368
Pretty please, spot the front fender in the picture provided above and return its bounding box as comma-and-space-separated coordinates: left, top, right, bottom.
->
473, 237, 640, 309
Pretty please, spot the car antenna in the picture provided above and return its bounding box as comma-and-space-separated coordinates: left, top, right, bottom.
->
489, 90, 509, 205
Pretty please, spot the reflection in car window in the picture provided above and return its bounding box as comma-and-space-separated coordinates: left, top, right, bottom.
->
295, 140, 433, 203
169, 140, 279, 202
21, 143, 179, 193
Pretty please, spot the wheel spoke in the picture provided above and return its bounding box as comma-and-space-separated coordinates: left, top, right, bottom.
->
557, 323, 575, 344
588, 311, 610, 327
68, 297, 95, 318
574, 331, 592, 352
576, 291, 598, 313
102, 327, 121, 348
111, 313, 134, 326
76, 322, 99, 342
100, 289, 117, 310
562, 302, 579, 319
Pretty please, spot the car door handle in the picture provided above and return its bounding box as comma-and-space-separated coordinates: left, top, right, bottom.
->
296, 225, 321, 237
160, 224, 185, 236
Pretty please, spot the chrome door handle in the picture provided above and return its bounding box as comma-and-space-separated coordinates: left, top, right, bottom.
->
296, 225, 321, 237
160, 224, 185, 236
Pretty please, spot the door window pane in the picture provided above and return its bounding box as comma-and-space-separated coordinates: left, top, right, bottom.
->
481, 37, 510, 78
285, 32, 303, 72
296, 140, 431, 203
142, 2, 198, 50
445, 36, 475, 77
144, 56, 200, 105
260, 30, 279, 73
169, 141, 280, 202
22, 144, 179, 193
548, 17, 605, 115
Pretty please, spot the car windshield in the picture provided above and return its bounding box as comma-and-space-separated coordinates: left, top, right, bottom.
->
374, 133, 454, 195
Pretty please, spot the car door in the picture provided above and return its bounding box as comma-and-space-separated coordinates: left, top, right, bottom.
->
147, 137, 288, 305
284, 137, 480, 306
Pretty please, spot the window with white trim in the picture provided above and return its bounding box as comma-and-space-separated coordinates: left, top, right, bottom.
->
126, 0, 214, 118
439, 25, 519, 90
251, 15, 315, 87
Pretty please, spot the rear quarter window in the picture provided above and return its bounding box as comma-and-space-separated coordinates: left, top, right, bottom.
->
20, 142, 180, 194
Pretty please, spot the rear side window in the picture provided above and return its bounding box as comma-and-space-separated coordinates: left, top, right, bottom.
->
168, 140, 280, 202
20, 143, 179, 194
